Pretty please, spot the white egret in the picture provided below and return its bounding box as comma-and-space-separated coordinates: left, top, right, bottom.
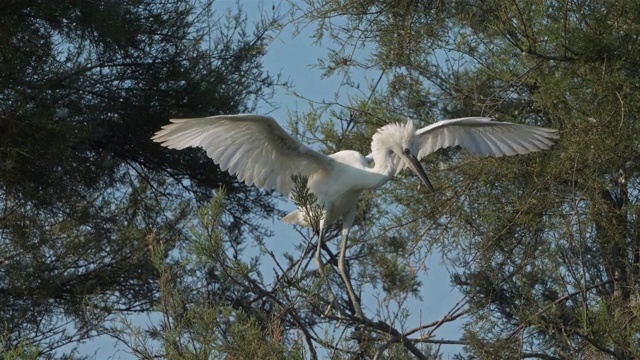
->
152, 114, 559, 317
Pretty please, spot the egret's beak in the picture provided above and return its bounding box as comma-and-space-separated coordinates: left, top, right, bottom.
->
404, 153, 435, 193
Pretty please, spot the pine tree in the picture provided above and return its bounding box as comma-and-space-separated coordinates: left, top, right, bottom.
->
0, 1, 283, 356
280, 0, 640, 358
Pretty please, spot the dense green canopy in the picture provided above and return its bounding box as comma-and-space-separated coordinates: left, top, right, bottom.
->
5, 0, 640, 359
0, 0, 282, 356
292, 0, 640, 358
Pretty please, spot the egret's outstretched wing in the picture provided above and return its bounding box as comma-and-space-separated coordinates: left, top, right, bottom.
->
416, 117, 559, 159
152, 114, 333, 196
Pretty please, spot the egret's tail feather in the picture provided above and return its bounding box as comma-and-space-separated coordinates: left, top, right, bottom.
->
282, 210, 309, 227
282, 211, 297, 224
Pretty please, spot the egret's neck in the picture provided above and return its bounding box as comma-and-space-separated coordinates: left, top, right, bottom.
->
371, 153, 396, 177
360, 167, 391, 189
360, 152, 396, 189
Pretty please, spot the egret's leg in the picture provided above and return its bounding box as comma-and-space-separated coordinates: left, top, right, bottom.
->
338, 207, 363, 318
314, 218, 325, 275
314, 218, 340, 316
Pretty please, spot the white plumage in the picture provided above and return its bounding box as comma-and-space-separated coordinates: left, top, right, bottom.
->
415, 117, 558, 158
152, 113, 559, 318
152, 115, 332, 197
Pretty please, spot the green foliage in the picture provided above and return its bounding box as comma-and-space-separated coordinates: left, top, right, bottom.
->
7, 0, 640, 358
0, 0, 283, 356
112, 193, 305, 359
0, 334, 40, 360
290, 174, 324, 232
289, 0, 640, 358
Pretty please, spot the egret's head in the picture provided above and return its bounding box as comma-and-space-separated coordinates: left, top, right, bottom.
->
371, 120, 435, 192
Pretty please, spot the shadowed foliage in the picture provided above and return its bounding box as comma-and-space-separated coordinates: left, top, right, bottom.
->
6, 0, 640, 359
0, 0, 283, 356
284, 0, 640, 358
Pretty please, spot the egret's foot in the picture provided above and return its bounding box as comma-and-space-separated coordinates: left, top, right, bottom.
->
322, 298, 344, 318
323, 304, 332, 317
351, 293, 364, 319
322, 303, 336, 318
323, 297, 354, 322
354, 307, 364, 320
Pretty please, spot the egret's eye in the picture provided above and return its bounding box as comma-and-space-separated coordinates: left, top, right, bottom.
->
367, 158, 375, 168
403, 148, 411, 155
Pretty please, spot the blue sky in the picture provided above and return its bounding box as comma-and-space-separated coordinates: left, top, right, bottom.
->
245, 1, 466, 350
244, 1, 465, 353
68, 1, 465, 358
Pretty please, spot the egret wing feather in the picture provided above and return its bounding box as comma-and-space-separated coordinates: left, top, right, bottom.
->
416, 117, 559, 159
152, 114, 333, 196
